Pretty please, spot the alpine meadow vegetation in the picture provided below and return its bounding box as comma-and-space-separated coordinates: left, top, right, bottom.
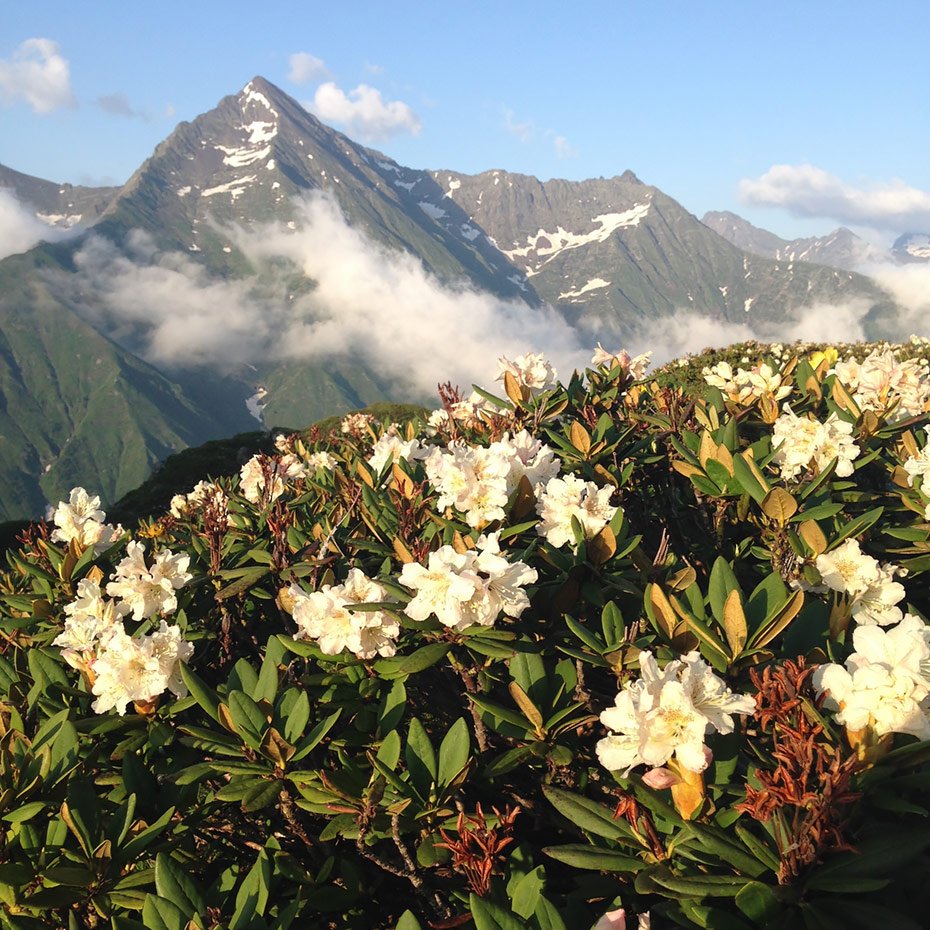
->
3, 339, 930, 929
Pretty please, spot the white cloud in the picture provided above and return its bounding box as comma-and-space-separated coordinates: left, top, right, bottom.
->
503, 108, 534, 143
288, 52, 328, 85
0, 190, 57, 259
96, 92, 149, 121
553, 134, 577, 159
740, 164, 930, 233
309, 82, 421, 141
636, 299, 881, 367
71, 192, 588, 391
0, 38, 75, 114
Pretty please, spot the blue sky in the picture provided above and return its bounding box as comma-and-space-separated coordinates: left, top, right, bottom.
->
2, 0, 929, 242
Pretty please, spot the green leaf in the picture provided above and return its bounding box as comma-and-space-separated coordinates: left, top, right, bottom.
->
543, 844, 644, 871
376, 730, 402, 770
437, 718, 470, 786
180, 666, 220, 723
2, 802, 45, 823
510, 866, 545, 918
542, 786, 629, 841
405, 718, 437, 792
281, 690, 311, 744
374, 642, 451, 679
155, 853, 206, 921
227, 691, 267, 750
291, 710, 340, 761
395, 912, 423, 930
215, 566, 270, 599
651, 870, 751, 897
230, 850, 272, 930
141, 894, 187, 930
469, 894, 526, 930
378, 679, 407, 736
734, 881, 780, 922
832, 506, 884, 546
533, 895, 568, 930
708, 557, 740, 625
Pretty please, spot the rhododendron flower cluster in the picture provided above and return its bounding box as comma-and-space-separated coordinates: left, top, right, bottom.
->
367, 427, 427, 473
53, 578, 128, 672
814, 615, 930, 740
833, 348, 930, 422
170, 480, 228, 519
496, 352, 558, 395
425, 430, 560, 528
591, 345, 652, 379
702, 360, 792, 405
597, 651, 756, 774
89, 621, 194, 716
400, 533, 536, 631
48, 487, 123, 553
771, 406, 860, 480
286, 569, 399, 660
239, 453, 307, 504
814, 539, 907, 627
47, 492, 195, 716
340, 411, 375, 436
535, 474, 617, 548
106, 540, 193, 621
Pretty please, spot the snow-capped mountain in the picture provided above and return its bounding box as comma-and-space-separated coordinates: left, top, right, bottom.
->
892, 233, 930, 263
702, 211, 879, 271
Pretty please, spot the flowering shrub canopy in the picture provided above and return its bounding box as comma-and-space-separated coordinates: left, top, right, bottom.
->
2, 339, 930, 929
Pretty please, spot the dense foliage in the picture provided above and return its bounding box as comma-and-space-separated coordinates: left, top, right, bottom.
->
2, 340, 930, 930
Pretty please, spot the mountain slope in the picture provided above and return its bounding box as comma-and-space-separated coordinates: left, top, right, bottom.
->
702, 210, 876, 271
437, 171, 890, 338
0, 244, 252, 517
0, 163, 116, 228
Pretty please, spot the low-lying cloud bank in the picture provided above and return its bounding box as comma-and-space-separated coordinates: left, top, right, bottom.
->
0, 190, 62, 260
72, 192, 589, 395
68, 191, 930, 391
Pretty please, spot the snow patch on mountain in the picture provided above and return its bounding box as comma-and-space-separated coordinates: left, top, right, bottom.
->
558, 278, 611, 300
503, 203, 651, 270
202, 176, 257, 201
418, 201, 446, 220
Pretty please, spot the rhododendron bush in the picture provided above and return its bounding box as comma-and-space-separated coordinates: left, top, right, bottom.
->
3, 340, 930, 929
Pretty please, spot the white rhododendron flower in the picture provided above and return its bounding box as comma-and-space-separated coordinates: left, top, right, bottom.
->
903, 426, 930, 488
535, 474, 617, 549
170, 480, 228, 519
771, 407, 859, 481
597, 651, 755, 775
306, 450, 338, 470
425, 432, 559, 528
400, 536, 536, 631
815, 539, 906, 627
496, 352, 558, 395
49, 487, 123, 553
702, 361, 791, 405
367, 427, 426, 474
340, 411, 375, 436
287, 569, 399, 660
239, 453, 307, 504
53, 579, 128, 671
89, 621, 193, 715
837, 349, 930, 423
591, 345, 652, 379
814, 615, 930, 739
106, 541, 193, 621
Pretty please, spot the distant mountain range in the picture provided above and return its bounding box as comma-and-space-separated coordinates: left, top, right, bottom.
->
703, 210, 930, 269
0, 76, 914, 520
